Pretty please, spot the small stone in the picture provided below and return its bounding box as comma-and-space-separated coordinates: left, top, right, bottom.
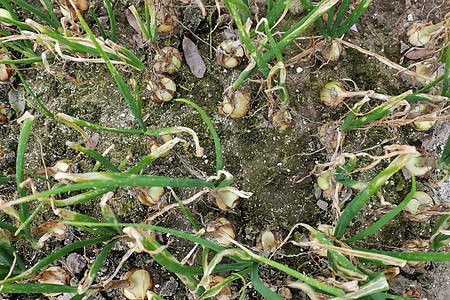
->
56, 293, 75, 300
317, 200, 328, 210
65, 253, 86, 275
159, 277, 178, 297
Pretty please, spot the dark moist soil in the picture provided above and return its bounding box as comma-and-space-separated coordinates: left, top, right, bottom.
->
1, 0, 450, 299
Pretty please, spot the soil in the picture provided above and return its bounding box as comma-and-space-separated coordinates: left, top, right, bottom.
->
1, 0, 450, 299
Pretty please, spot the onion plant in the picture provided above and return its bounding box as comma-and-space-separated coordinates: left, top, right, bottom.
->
324, 37, 450, 259
0, 0, 144, 70
338, 30, 450, 132
221, 0, 372, 128
300, 0, 373, 40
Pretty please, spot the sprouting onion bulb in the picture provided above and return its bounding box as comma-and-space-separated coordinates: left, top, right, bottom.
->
309, 224, 334, 257
270, 109, 293, 131
409, 103, 436, 131
156, 0, 175, 32
410, 61, 437, 85
401, 239, 430, 268
153, 47, 182, 75
50, 159, 72, 174
320, 81, 347, 108
157, 19, 174, 32
137, 186, 164, 206
147, 135, 172, 157
216, 40, 245, 68
317, 172, 331, 192
209, 275, 232, 299
317, 122, 343, 150
121, 268, 153, 299
35, 220, 68, 248
257, 230, 283, 253
0, 50, 14, 81
404, 149, 434, 177
218, 89, 251, 118
403, 191, 434, 222
317, 171, 343, 195
211, 188, 239, 210
0, 9, 14, 27
206, 218, 236, 247
37, 267, 70, 296
318, 40, 343, 62
407, 21, 444, 47
146, 75, 176, 103
58, 0, 89, 22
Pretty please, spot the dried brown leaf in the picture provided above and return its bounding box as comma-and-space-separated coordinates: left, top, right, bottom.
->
182, 36, 206, 78
405, 48, 436, 60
